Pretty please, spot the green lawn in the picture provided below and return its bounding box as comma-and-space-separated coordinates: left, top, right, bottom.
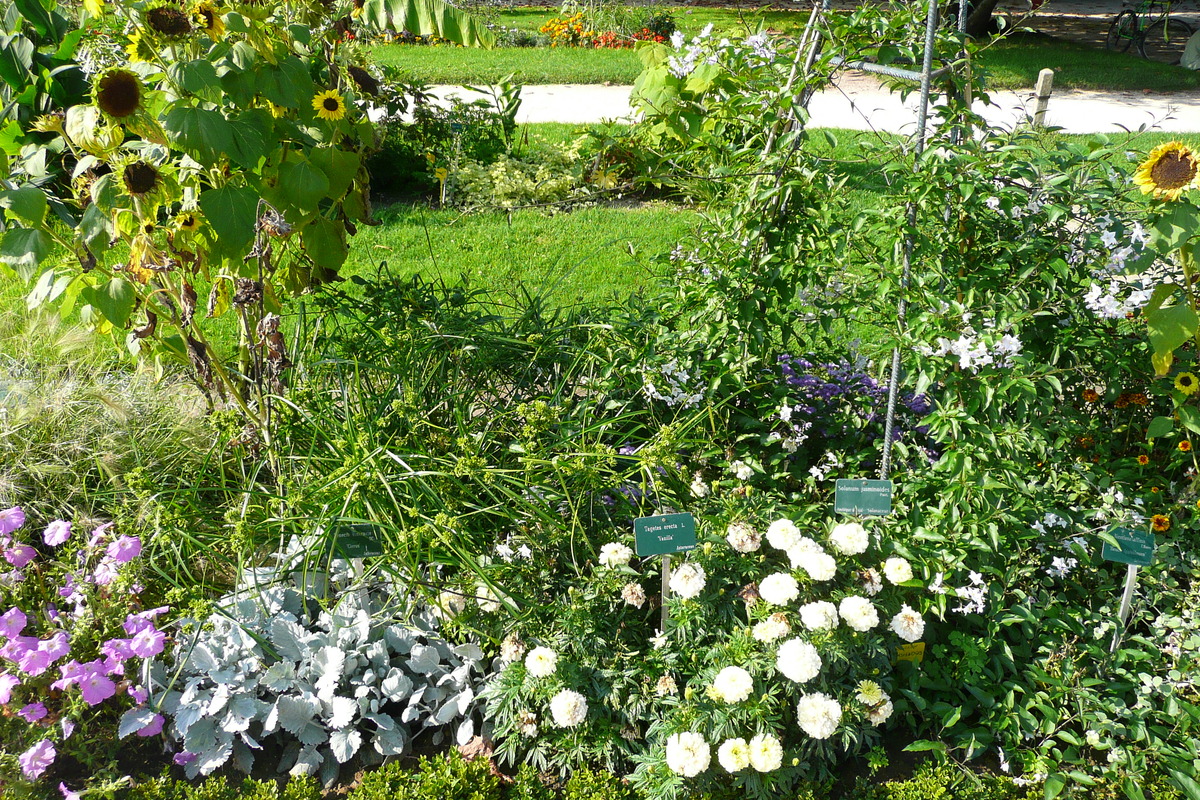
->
976, 33, 1200, 92
372, 43, 644, 86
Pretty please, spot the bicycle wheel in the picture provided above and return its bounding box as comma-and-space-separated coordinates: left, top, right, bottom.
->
1139, 17, 1194, 62
1106, 9, 1139, 52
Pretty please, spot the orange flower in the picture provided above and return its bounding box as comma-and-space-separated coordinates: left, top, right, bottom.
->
1082, 388, 1100, 403
1137, 454, 1150, 465
1151, 514, 1171, 532
1130, 393, 1149, 406
1180, 440, 1193, 452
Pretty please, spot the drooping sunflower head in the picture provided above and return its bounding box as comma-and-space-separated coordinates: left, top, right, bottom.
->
347, 65, 380, 97
126, 30, 156, 63
123, 161, 161, 197
312, 89, 346, 121
94, 68, 144, 120
1175, 371, 1199, 395
146, 5, 194, 37
192, 1, 225, 39
1134, 142, 1200, 201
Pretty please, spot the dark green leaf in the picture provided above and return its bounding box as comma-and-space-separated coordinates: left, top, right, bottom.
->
309, 146, 360, 199
227, 109, 273, 169
277, 155, 331, 212
164, 106, 234, 165
199, 184, 260, 254
0, 185, 47, 225
1147, 415, 1175, 439
301, 218, 348, 271
80, 277, 136, 327
0, 227, 51, 280
0, 34, 35, 91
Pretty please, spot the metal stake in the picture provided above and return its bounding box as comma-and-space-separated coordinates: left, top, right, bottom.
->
660, 554, 672, 634
1109, 563, 1139, 653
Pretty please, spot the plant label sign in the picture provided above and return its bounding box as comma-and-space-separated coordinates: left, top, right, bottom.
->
334, 523, 384, 559
1101, 527, 1154, 567
634, 513, 697, 557
896, 642, 925, 664
834, 479, 893, 516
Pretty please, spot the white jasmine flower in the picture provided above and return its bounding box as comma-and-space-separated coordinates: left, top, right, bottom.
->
882, 557, 913, 585
776, 638, 821, 683
796, 693, 842, 740
730, 460, 753, 481
759, 573, 799, 606
549, 689, 588, 727
860, 567, 883, 596
500, 633, 526, 664
798, 600, 838, 631
665, 732, 711, 777
525, 646, 558, 678
890, 604, 925, 642
622, 582, 647, 608
748, 733, 783, 772
496, 543, 515, 562
711, 666, 754, 704
651, 629, 668, 649
655, 674, 677, 696
725, 521, 761, 553
669, 563, 706, 599
828, 522, 869, 555
928, 572, 946, 594
599, 542, 634, 568
766, 518, 802, 550
717, 738, 751, 772
517, 544, 532, 559
793, 550, 837, 582
839, 596, 880, 631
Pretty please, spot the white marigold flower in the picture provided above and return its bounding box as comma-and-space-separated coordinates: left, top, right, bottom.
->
776, 638, 821, 683
883, 556, 914, 585
665, 731, 711, 777
717, 738, 751, 772
889, 604, 925, 642
476, 583, 502, 613
798, 600, 839, 631
855, 680, 886, 706
765, 518, 803, 551
690, 471, 711, 498
525, 646, 558, 678
725, 521, 761, 553
599, 542, 634, 568
860, 567, 883, 596
655, 674, 678, 696
839, 595, 879, 631
867, 699, 894, 726
748, 733, 783, 772
711, 666, 754, 703
796, 693, 842, 740
517, 710, 538, 737
759, 573, 799, 606
549, 689, 588, 727
828, 522, 869, 555
793, 550, 837, 582
669, 563, 706, 599
622, 582, 647, 608
500, 633, 526, 663
752, 613, 790, 643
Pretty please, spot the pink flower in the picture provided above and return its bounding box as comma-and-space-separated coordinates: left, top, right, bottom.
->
173, 751, 197, 766
130, 627, 166, 659
43, 521, 71, 547
106, 536, 141, 564
87, 523, 113, 548
41, 631, 70, 662
60, 784, 81, 800
18, 739, 55, 780
0, 507, 25, 536
51, 660, 84, 691
0, 672, 19, 703
61, 717, 76, 739
0, 606, 26, 638
101, 638, 134, 663
123, 607, 168, 636
79, 667, 116, 705
18, 702, 47, 722
128, 685, 148, 704
17, 644, 52, 677
137, 713, 164, 737
5, 543, 36, 569
92, 559, 119, 586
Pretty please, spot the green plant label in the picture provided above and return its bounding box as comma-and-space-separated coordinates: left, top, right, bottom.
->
1102, 527, 1155, 567
634, 513, 697, 557
834, 479, 893, 516
334, 523, 383, 559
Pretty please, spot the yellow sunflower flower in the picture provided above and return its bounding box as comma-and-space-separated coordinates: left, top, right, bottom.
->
1134, 141, 1199, 201
94, 68, 144, 120
1175, 371, 1199, 395
175, 211, 202, 232
312, 89, 347, 121
193, 1, 225, 40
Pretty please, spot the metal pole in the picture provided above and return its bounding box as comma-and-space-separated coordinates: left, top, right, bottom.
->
1109, 564, 1139, 653
660, 554, 671, 633
879, 0, 940, 480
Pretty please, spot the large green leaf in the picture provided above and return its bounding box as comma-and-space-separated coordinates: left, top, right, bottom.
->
0, 34, 35, 91
1147, 302, 1199, 375
199, 184, 260, 254
169, 59, 221, 94
301, 218, 348, 271
0, 184, 47, 225
257, 55, 314, 110
227, 109, 273, 169
0, 227, 50, 281
80, 277, 135, 327
361, 0, 494, 48
1149, 203, 1200, 253
309, 147, 360, 200
164, 106, 234, 165
275, 154, 331, 214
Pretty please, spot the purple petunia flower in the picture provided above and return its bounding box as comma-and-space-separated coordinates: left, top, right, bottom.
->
87, 523, 113, 548
101, 638, 134, 663
128, 685, 148, 704
18, 739, 55, 780
51, 660, 83, 691
173, 751, 197, 766
91, 559, 119, 586
79, 665, 117, 705
0, 606, 26, 638
0, 672, 19, 703
137, 713, 164, 737
61, 717, 76, 739
18, 702, 48, 722
60, 784, 81, 800
5, 544, 36, 569
130, 626, 166, 659
17, 645, 53, 677
0, 507, 25, 536
106, 536, 141, 564
41, 631, 70, 663
43, 520, 72, 547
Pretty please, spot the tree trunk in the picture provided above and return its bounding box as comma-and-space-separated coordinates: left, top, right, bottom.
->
964, 0, 1001, 37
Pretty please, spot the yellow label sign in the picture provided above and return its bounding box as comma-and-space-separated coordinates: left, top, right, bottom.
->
896, 642, 926, 663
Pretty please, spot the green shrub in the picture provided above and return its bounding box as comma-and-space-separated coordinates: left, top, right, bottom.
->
509, 764, 558, 800
349, 752, 502, 800
127, 775, 321, 800
563, 766, 636, 800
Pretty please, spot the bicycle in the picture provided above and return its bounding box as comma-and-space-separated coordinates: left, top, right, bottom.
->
1106, 0, 1196, 64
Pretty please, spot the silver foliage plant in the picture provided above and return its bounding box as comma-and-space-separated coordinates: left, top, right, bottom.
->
146, 537, 486, 784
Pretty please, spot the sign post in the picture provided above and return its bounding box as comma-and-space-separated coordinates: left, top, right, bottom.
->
834, 479, 893, 516
633, 512, 696, 635
1101, 525, 1155, 653
332, 523, 383, 614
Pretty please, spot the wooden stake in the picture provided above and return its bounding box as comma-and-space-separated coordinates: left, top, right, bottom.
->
1033, 68, 1054, 128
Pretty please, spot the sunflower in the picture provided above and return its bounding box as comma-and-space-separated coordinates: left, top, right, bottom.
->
94, 68, 144, 119
347, 65, 380, 97
175, 211, 201, 232
146, 5, 194, 36
193, 1, 225, 39
1180, 440, 1193, 453
126, 30, 153, 63
1151, 514, 1171, 532
312, 89, 347, 121
123, 161, 161, 197
1134, 142, 1199, 201
1175, 372, 1199, 395
1137, 454, 1151, 465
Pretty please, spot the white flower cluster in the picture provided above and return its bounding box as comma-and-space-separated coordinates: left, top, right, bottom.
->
500, 633, 526, 663
665, 731, 711, 777
776, 638, 822, 683
953, 570, 988, 615
922, 331, 1023, 370
622, 582, 646, 608
549, 689, 588, 727
883, 556, 913, 585
855, 680, 895, 726
1030, 511, 1069, 535
796, 693, 842, 739
889, 604, 925, 642
599, 542, 633, 568
690, 472, 711, 498
1083, 279, 1153, 320
752, 613, 791, 642
828, 522, 869, 556
1046, 555, 1078, 579
725, 521, 761, 553
808, 451, 843, 482
666, 24, 714, 78
669, 563, 706, 599
798, 600, 838, 631
525, 646, 558, 678
729, 460, 753, 481
759, 572, 799, 605
710, 666, 754, 703
495, 541, 533, 562
643, 358, 705, 408
839, 595, 879, 631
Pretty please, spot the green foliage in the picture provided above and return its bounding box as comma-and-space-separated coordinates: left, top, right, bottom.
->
127, 773, 321, 800
349, 752, 502, 800
563, 766, 637, 800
